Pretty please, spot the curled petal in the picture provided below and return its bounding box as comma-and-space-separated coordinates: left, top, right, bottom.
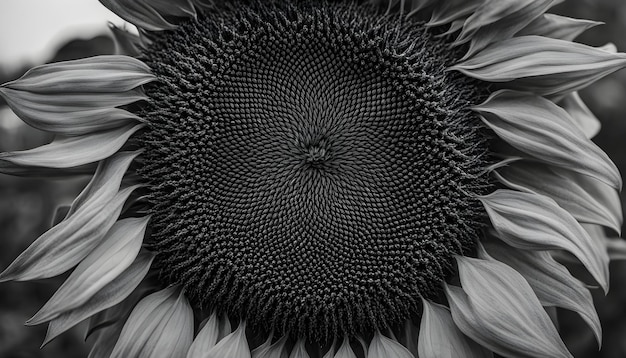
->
110, 287, 194, 358
28, 217, 149, 325
204, 321, 251, 358
452, 36, 626, 97
480, 189, 610, 292
43, 252, 154, 345
0, 124, 143, 170
418, 299, 492, 358
558, 92, 601, 139
517, 14, 601, 41
447, 257, 573, 358
368, 331, 414, 358
480, 241, 601, 346
99, 0, 195, 31
428, 0, 481, 26
0, 185, 139, 282
474, 90, 621, 189
108, 23, 143, 56
496, 161, 622, 233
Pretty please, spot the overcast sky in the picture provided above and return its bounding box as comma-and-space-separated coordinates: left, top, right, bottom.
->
0, 0, 127, 72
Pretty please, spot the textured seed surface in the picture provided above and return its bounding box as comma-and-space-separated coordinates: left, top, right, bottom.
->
136, 0, 492, 341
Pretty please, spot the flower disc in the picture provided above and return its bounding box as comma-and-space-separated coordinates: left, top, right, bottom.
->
137, 0, 492, 340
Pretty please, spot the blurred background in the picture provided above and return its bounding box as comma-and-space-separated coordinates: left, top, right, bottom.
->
0, 0, 625, 357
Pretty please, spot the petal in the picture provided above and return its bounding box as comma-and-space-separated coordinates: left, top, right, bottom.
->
0, 87, 145, 135
1, 55, 153, 93
480, 189, 610, 292
447, 257, 573, 358
43, 251, 154, 345
428, 0, 481, 27
407, 0, 438, 16
0, 124, 143, 170
186, 312, 232, 358
28, 217, 149, 325
606, 237, 626, 261
495, 161, 622, 233
558, 92, 601, 139
204, 321, 251, 358
289, 339, 310, 358
418, 299, 493, 358
252, 335, 289, 358
480, 241, 601, 345
368, 331, 415, 358
455, 0, 552, 58
397, 320, 419, 358
452, 36, 626, 97
517, 14, 601, 41
110, 287, 194, 358
334, 337, 357, 358
474, 90, 621, 189
0, 185, 139, 282
99, 0, 176, 31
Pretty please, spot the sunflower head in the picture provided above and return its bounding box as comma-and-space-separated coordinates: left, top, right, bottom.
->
0, 0, 624, 357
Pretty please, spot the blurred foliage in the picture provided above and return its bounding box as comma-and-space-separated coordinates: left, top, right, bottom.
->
1, 1, 626, 357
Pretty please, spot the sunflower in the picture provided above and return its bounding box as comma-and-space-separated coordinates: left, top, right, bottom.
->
1, 0, 624, 357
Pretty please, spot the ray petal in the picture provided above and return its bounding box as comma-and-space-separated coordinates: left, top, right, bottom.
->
0, 185, 139, 282
367, 330, 415, 358
28, 217, 149, 325
446, 257, 573, 358
516, 14, 602, 41
186, 312, 228, 358
474, 90, 621, 189
42, 251, 154, 345
496, 161, 622, 233
428, 0, 481, 27
559, 92, 601, 138
480, 189, 610, 292
418, 299, 493, 358
452, 36, 626, 97
334, 337, 357, 358
110, 287, 194, 358
204, 321, 251, 358
289, 339, 310, 358
99, 0, 177, 31
108, 23, 143, 57
1, 55, 153, 93
252, 335, 289, 358
480, 241, 601, 345
0, 124, 143, 170
456, 0, 553, 58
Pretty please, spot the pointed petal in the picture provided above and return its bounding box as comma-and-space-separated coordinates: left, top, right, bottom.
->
452, 36, 626, 97
28, 217, 149, 325
187, 312, 230, 358
252, 335, 288, 358
480, 189, 610, 292
0, 185, 139, 282
0, 87, 145, 135
204, 321, 251, 358
334, 337, 357, 358
496, 161, 622, 233
606, 237, 626, 261
456, 0, 552, 58
418, 299, 493, 358
517, 14, 601, 41
289, 339, 310, 358
0, 124, 143, 170
559, 92, 601, 139
368, 331, 414, 358
474, 90, 621, 189
407, 0, 437, 16
67, 151, 139, 217
99, 0, 176, 31
43, 251, 154, 345
2, 55, 153, 93
447, 257, 573, 358
110, 287, 194, 358
428, 0, 481, 26
480, 241, 601, 345
322, 342, 337, 358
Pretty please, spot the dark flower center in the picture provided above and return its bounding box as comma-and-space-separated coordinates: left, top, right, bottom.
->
136, 0, 492, 341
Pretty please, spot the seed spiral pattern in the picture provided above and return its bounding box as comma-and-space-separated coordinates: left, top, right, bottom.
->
136, 0, 493, 340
